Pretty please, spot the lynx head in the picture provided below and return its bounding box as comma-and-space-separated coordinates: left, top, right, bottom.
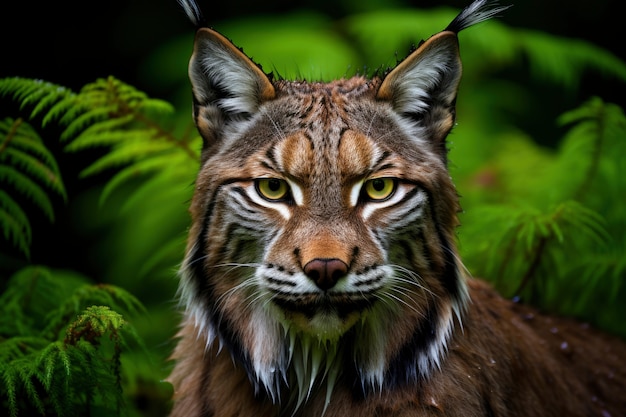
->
177, 0, 508, 410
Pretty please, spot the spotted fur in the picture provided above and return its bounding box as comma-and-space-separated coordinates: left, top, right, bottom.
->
168, 1, 626, 416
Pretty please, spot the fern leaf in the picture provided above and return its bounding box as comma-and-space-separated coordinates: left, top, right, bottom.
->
0, 78, 76, 125
514, 30, 626, 89
15, 360, 46, 415
29, 84, 74, 120
60, 105, 118, 142
78, 139, 174, 178
41, 93, 80, 127
42, 282, 145, 339
35, 341, 73, 416
0, 190, 31, 256
0, 117, 66, 256
0, 117, 66, 199
2, 367, 19, 417
3, 121, 62, 177
3, 148, 65, 197
0, 165, 54, 221
558, 200, 609, 246
62, 116, 135, 151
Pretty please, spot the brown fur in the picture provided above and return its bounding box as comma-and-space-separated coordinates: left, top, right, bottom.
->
170, 280, 626, 416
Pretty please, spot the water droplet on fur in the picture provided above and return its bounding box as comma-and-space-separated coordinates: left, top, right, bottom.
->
560, 341, 568, 350
550, 327, 558, 334
601, 410, 612, 417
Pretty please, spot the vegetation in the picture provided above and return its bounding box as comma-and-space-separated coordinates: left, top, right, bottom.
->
1, 5, 624, 416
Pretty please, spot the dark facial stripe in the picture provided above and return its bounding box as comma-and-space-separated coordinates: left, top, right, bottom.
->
384, 305, 438, 388
420, 188, 461, 300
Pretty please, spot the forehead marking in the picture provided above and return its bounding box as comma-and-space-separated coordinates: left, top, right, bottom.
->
275, 132, 314, 180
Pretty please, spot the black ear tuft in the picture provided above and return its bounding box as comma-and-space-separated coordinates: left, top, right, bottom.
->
177, 0, 206, 28
445, 0, 512, 34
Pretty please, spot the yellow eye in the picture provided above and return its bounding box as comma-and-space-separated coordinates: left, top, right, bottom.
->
364, 178, 396, 201
256, 178, 289, 201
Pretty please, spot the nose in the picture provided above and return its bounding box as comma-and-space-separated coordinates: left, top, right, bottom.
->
304, 258, 348, 291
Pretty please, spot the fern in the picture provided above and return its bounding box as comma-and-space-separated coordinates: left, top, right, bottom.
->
0, 77, 199, 271
0, 117, 66, 258
458, 98, 626, 335
0, 266, 145, 417
0, 76, 198, 204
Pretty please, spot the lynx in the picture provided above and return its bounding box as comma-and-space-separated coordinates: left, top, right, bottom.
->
168, 0, 626, 415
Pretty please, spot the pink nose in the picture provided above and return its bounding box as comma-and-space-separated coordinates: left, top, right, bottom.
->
303, 258, 348, 291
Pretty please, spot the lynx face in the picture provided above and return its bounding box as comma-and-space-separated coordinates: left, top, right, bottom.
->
195, 77, 463, 339
175, 0, 505, 410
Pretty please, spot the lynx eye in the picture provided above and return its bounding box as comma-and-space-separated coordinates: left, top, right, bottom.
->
363, 178, 397, 201
256, 178, 290, 201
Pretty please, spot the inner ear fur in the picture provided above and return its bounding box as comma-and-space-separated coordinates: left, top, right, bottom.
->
189, 28, 275, 150
190, 28, 275, 107
376, 32, 463, 150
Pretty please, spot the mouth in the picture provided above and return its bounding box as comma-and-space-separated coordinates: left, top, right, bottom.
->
271, 292, 376, 335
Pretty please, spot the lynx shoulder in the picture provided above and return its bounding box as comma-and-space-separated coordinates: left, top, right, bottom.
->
168, 1, 626, 416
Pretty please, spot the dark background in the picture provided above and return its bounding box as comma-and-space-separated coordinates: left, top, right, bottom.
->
1, 0, 624, 103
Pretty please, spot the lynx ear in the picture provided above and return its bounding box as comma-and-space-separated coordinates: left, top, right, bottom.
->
189, 28, 275, 147
377, 0, 511, 158
376, 32, 462, 152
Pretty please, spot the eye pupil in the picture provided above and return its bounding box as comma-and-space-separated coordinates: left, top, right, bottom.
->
269, 179, 283, 192
372, 179, 385, 192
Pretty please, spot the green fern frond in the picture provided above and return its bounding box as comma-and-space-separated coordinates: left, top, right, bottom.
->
2, 120, 62, 175
0, 337, 49, 364
463, 200, 609, 298
0, 190, 31, 256
0, 78, 75, 124
60, 105, 118, 141
0, 117, 66, 257
1, 76, 193, 213
553, 99, 626, 217
0, 266, 146, 416
2, 367, 19, 417
62, 117, 136, 151
2, 148, 64, 197
516, 30, 626, 89
0, 165, 55, 221
65, 306, 127, 346
78, 139, 175, 178
35, 342, 72, 415
42, 282, 145, 341
41, 93, 80, 127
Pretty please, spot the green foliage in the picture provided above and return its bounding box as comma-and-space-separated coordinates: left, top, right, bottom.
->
0, 117, 66, 258
0, 76, 200, 283
0, 266, 145, 417
457, 98, 626, 334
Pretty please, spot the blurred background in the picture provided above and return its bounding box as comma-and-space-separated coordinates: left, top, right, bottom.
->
2, 0, 624, 102
1, 0, 625, 416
